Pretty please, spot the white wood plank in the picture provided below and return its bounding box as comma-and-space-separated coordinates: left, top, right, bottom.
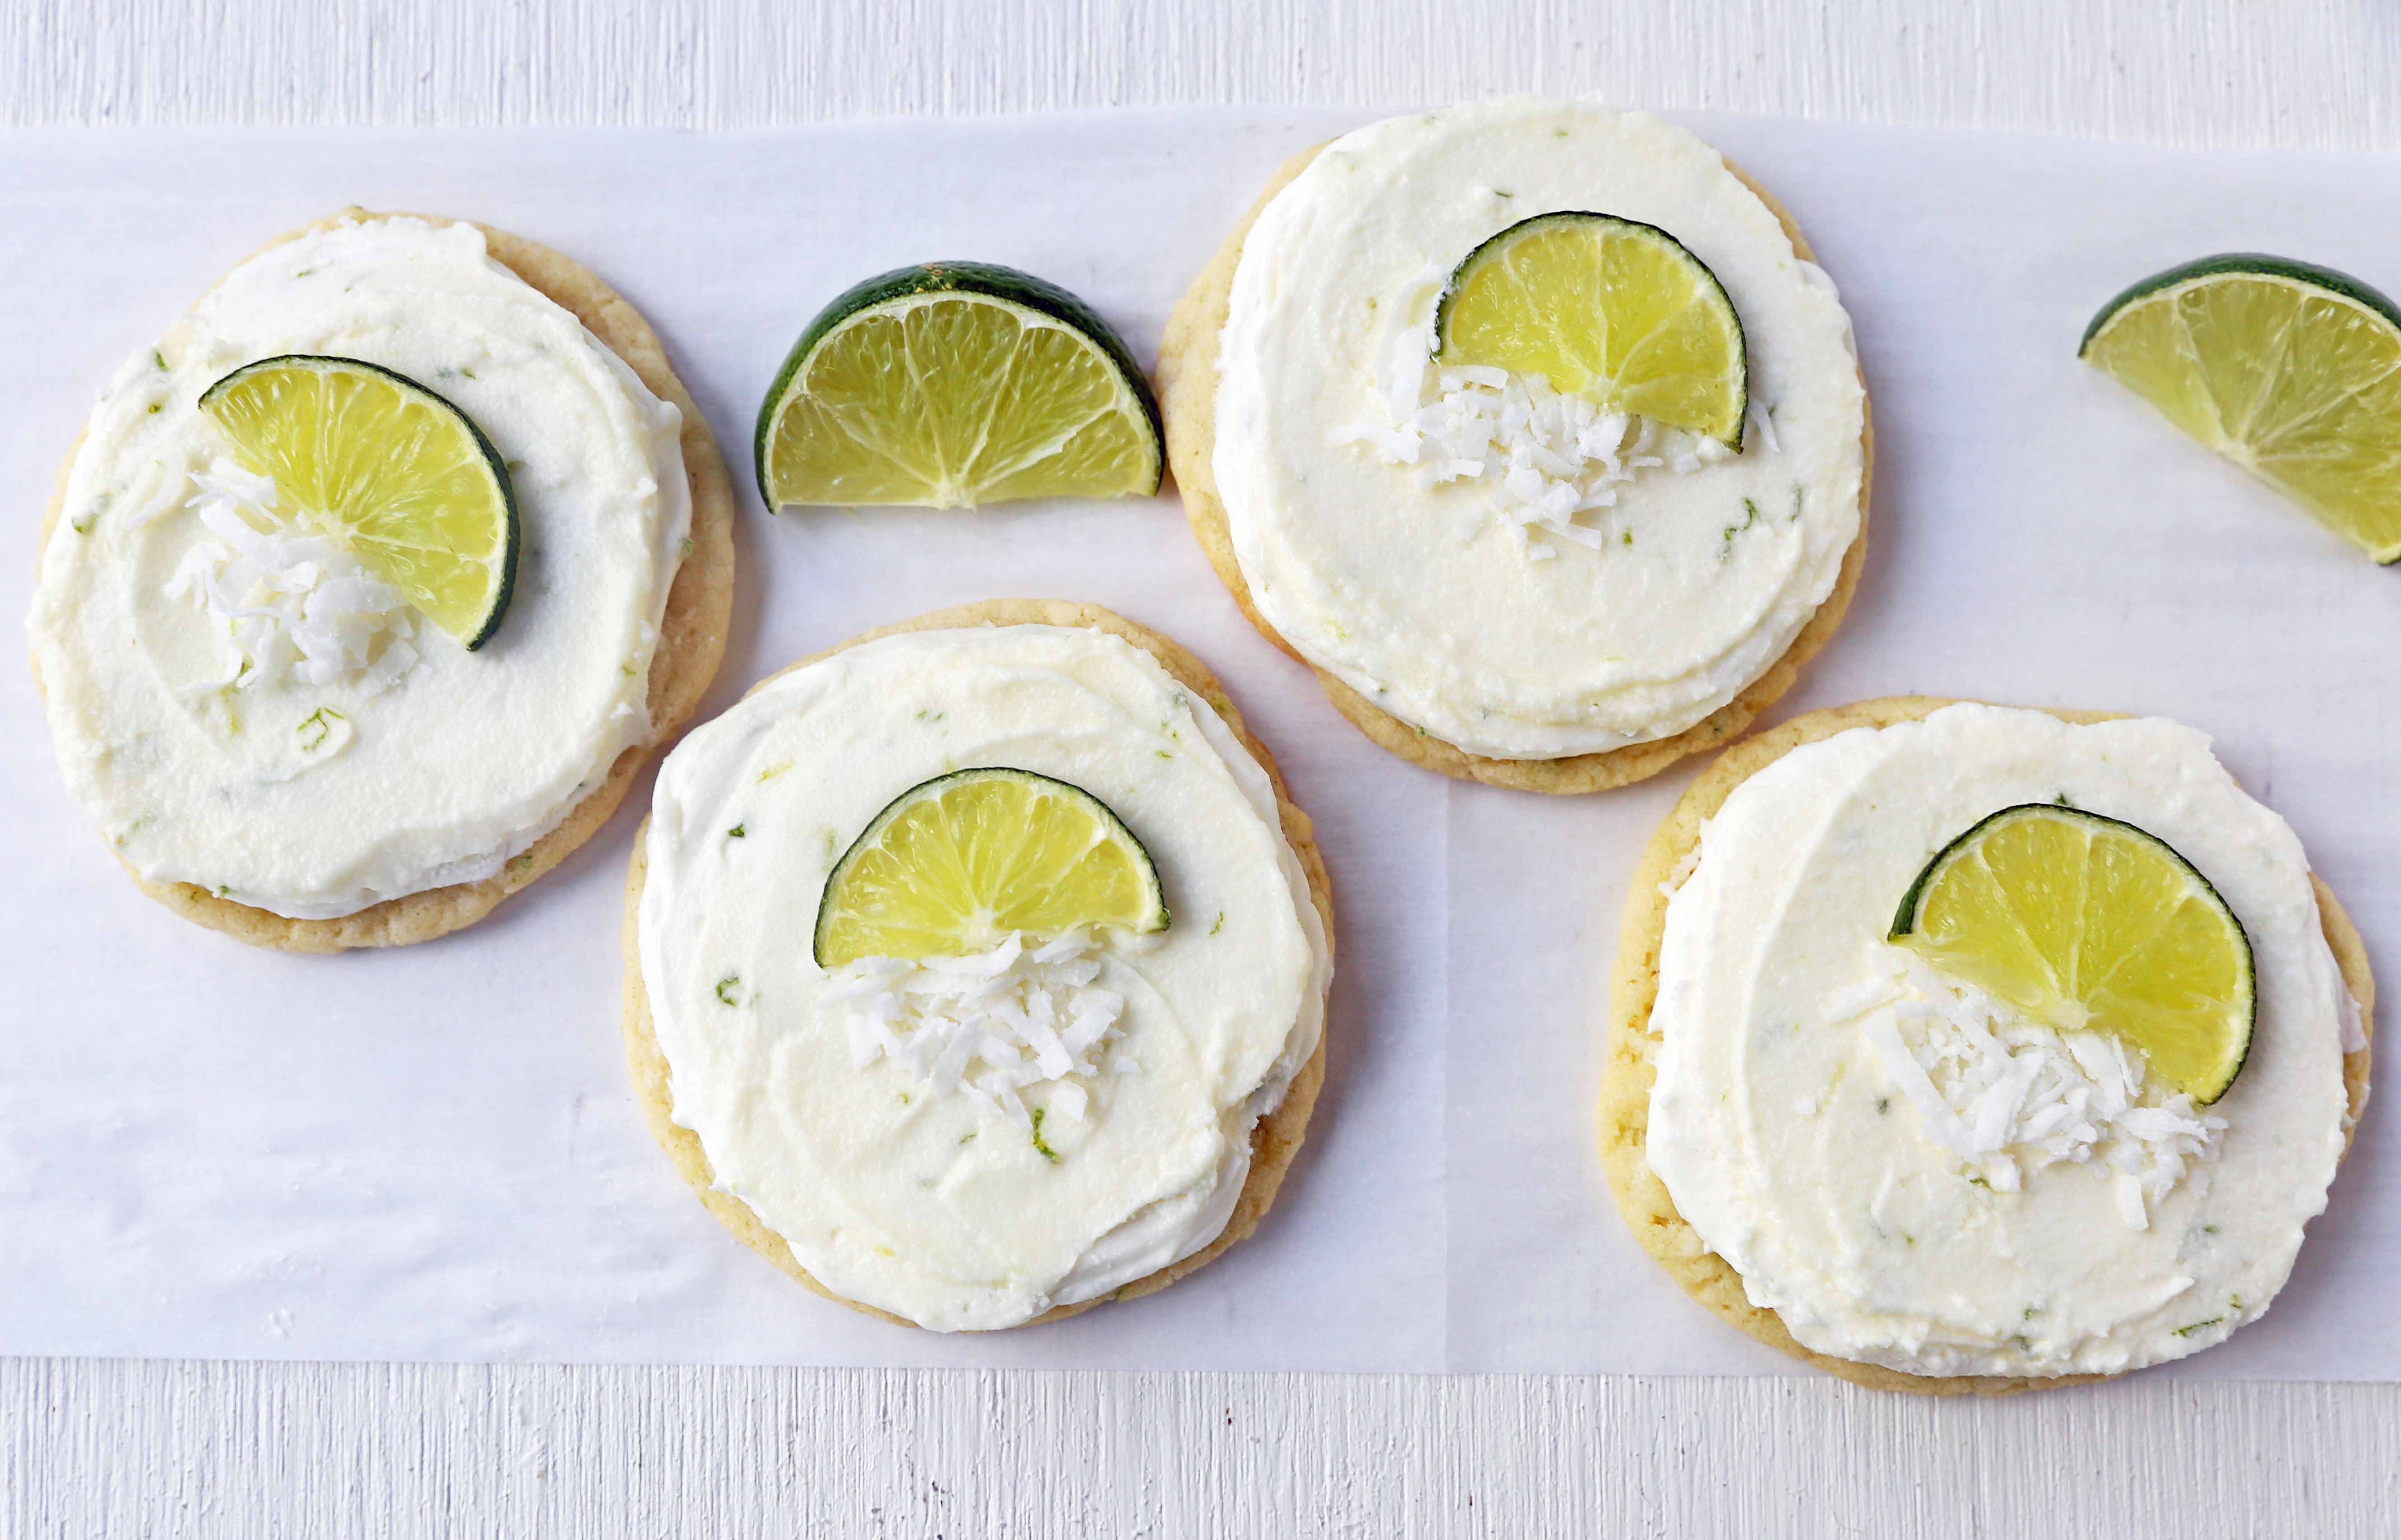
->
9, 1359, 2401, 1536
7, 0, 2396, 148
8, 1, 2399, 1534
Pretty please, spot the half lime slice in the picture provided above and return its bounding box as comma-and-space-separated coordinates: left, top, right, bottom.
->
1891, 803, 2256, 1104
1435, 211, 1747, 448
199, 354, 519, 648
814, 767, 1170, 967
2081, 254, 2401, 561
756, 263, 1164, 511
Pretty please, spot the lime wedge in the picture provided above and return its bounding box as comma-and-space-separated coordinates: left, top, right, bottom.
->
1890, 803, 2256, 1104
2081, 254, 2401, 561
813, 768, 1170, 967
199, 354, 519, 648
1435, 211, 1747, 447
756, 263, 1163, 511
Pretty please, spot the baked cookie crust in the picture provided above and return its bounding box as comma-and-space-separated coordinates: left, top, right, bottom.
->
1597, 695, 2376, 1394
621, 599, 1335, 1329
34, 208, 736, 951
1157, 142, 1874, 793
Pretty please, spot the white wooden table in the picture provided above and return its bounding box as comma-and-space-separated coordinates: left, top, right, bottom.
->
9, 3, 2401, 1534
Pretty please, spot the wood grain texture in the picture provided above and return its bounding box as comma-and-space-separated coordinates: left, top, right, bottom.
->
9, 1, 2401, 1535
8, 1359, 2401, 1537
5, 0, 2396, 148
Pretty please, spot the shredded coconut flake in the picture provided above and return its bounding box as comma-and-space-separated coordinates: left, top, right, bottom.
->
164, 459, 420, 696
828, 932, 1131, 1126
1332, 275, 1750, 556
1848, 948, 2225, 1229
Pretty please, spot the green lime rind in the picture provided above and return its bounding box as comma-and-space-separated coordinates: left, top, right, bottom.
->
2077, 252, 2401, 358
1434, 210, 1749, 451
753, 261, 1165, 508
1889, 801, 2257, 1105
811, 765, 1170, 969
199, 353, 521, 651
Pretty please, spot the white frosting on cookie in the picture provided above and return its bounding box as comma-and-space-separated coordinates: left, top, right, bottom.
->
30, 215, 690, 918
637, 625, 1331, 1332
1647, 704, 2355, 1378
1213, 97, 1864, 759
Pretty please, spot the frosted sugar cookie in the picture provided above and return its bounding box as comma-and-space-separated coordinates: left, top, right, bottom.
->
1602, 698, 2373, 1392
30, 211, 733, 950
624, 602, 1334, 1331
1160, 97, 1871, 792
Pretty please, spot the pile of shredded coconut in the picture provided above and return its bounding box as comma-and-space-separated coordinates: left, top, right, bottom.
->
1837, 948, 2225, 1229
1332, 261, 1766, 557
828, 932, 1133, 1125
160, 459, 421, 696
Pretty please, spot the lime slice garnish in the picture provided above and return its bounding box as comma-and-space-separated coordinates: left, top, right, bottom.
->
756, 263, 1163, 511
2081, 254, 2401, 562
1890, 803, 2257, 1104
1434, 211, 1747, 448
199, 354, 519, 649
813, 767, 1171, 967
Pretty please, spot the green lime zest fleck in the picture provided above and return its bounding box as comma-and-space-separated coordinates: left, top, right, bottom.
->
297, 706, 345, 752
714, 975, 743, 1007
1210, 911, 1225, 936
759, 762, 792, 782
1721, 498, 1762, 555
728, 823, 746, 839
1030, 1108, 1061, 1164
2174, 1317, 2225, 1338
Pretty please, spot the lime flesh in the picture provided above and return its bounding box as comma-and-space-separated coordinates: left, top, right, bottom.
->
2082, 254, 2401, 562
1891, 803, 2256, 1104
199, 354, 518, 648
758, 263, 1163, 511
1435, 211, 1747, 448
814, 767, 1170, 967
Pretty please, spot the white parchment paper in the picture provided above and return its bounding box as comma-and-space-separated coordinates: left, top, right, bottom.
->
0, 109, 2394, 1376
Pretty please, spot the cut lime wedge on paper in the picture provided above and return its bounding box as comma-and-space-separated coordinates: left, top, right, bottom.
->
1435, 211, 1747, 448
199, 354, 519, 648
2081, 254, 2401, 562
756, 263, 1163, 511
813, 767, 1170, 967
1891, 803, 2256, 1104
